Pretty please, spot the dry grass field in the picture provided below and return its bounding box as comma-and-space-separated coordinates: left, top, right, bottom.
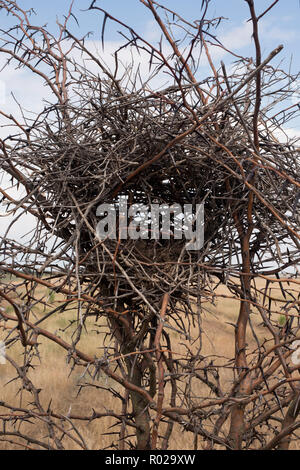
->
1, 277, 299, 450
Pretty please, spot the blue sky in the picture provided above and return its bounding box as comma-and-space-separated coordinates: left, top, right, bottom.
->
2, 0, 297, 131
1, 1, 299, 137
0, 1, 299, 149
9, 0, 300, 74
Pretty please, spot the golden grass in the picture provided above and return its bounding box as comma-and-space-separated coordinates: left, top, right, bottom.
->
1, 278, 299, 450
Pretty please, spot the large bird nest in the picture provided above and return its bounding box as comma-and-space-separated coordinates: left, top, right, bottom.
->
6, 64, 299, 316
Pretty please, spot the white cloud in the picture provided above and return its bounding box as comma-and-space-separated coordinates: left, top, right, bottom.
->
271, 126, 300, 143
260, 19, 297, 43
0, 80, 6, 105
197, 21, 253, 69
144, 20, 161, 42
220, 21, 253, 51
281, 127, 300, 141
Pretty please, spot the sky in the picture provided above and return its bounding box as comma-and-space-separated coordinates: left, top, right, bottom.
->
1, 1, 300, 119
1, 1, 299, 65
0, 0, 300, 245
